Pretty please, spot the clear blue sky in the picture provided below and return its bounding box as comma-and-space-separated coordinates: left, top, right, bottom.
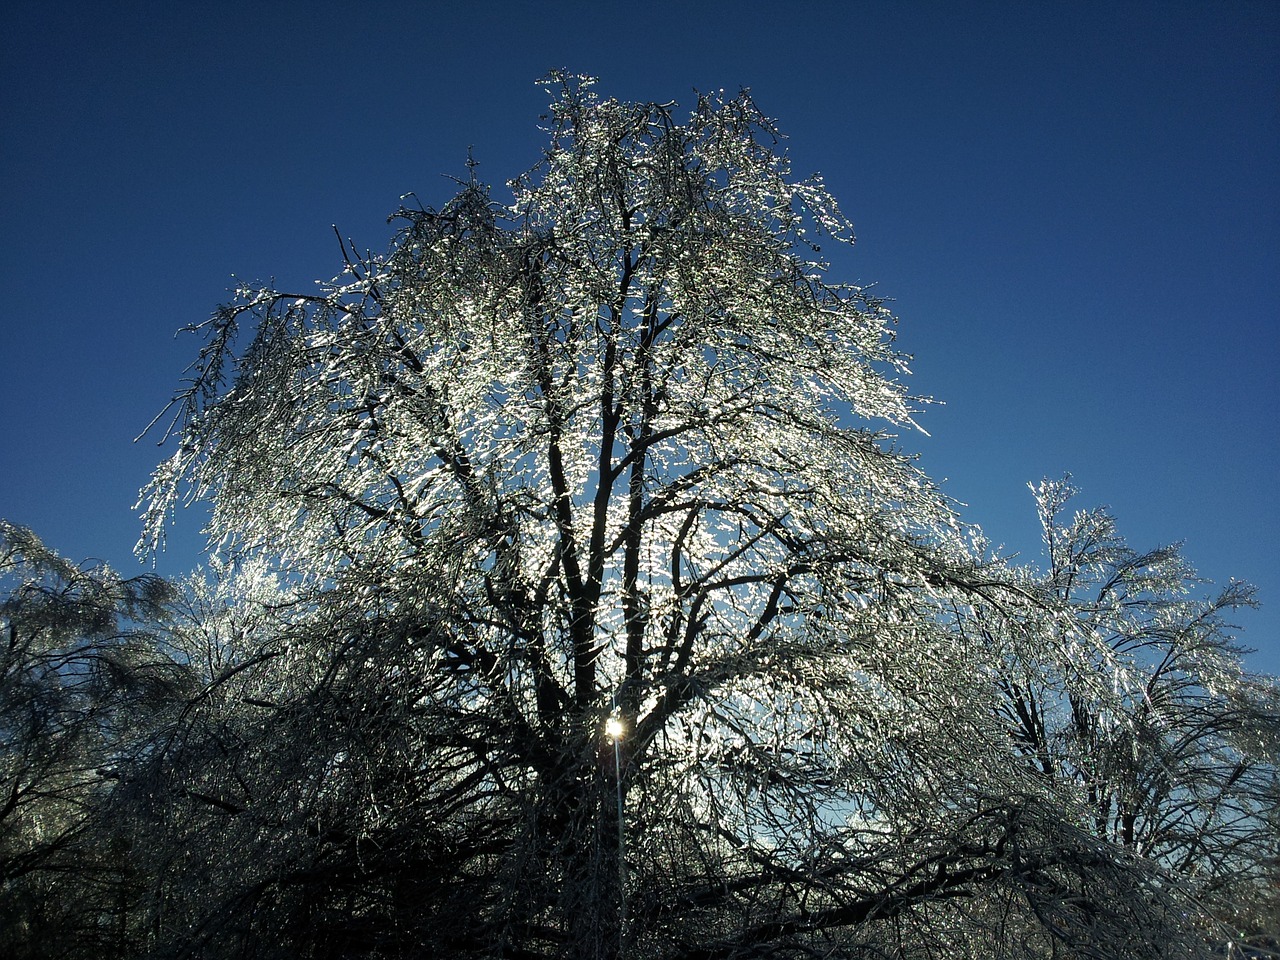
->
2, 1, 1276, 674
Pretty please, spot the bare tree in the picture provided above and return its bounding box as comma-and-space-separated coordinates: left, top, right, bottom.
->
976, 478, 1280, 953
131, 76, 1270, 959
0, 522, 184, 959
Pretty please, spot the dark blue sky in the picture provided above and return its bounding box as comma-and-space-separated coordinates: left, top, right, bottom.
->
3, 1, 1277, 673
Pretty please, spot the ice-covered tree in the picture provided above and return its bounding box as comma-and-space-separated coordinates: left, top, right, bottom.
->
134, 75, 1268, 959
0, 522, 185, 959
975, 478, 1279, 951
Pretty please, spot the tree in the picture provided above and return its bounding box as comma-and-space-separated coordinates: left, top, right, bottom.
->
0, 522, 185, 959
976, 478, 1280, 951
134, 75, 1271, 959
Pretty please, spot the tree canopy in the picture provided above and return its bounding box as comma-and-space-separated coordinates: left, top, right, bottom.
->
3, 75, 1276, 960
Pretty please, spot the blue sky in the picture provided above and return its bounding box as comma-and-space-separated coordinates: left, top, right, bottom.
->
2, 1, 1276, 674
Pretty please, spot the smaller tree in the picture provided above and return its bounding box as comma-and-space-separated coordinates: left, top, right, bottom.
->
978, 479, 1280, 950
0, 521, 187, 959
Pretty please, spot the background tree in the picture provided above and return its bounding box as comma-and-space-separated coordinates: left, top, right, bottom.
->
0, 522, 185, 959
974, 478, 1280, 951
131, 76, 1272, 959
